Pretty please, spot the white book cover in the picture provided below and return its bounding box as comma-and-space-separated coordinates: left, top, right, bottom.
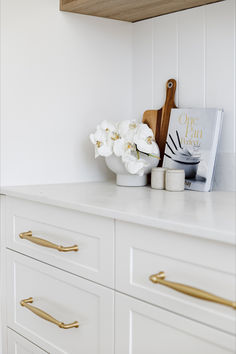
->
163, 108, 223, 192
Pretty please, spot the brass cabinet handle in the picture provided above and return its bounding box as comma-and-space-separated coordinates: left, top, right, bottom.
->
19, 231, 79, 252
20, 297, 79, 329
149, 271, 236, 310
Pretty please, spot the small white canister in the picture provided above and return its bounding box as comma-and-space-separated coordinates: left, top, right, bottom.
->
151, 167, 166, 190
165, 169, 185, 192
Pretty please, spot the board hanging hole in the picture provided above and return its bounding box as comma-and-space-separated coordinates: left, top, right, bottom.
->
168, 82, 173, 88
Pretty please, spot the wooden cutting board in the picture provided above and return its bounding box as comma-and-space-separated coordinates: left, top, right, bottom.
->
142, 78, 177, 166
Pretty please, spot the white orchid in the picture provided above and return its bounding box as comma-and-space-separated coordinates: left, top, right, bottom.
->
122, 153, 148, 176
89, 119, 160, 174
101, 120, 123, 144
113, 138, 125, 157
117, 120, 138, 143
98, 120, 116, 135
90, 120, 119, 158
89, 128, 113, 158
113, 138, 136, 157
134, 124, 159, 155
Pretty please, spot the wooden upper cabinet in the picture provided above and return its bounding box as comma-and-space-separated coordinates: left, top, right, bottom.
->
60, 0, 224, 22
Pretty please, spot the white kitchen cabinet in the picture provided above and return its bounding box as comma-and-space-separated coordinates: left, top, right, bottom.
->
115, 220, 236, 334
6, 250, 114, 354
6, 197, 114, 287
1, 183, 235, 354
7, 329, 48, 354
115, 293, 235, 354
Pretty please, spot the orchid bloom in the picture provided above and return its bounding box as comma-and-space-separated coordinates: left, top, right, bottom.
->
99, 120, 121, 142
122, 153, 148, 176
134, 124, 159, 155
113, 138, 136, 157
117, 120, 138, 143
99, 120, 115, 131
89, 119, 160, 174
89, 128, 112, 158
99, 120, 116, 134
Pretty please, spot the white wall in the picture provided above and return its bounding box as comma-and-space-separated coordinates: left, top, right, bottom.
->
1, 0, 235, 191
0, 0, 132, 186
132, 0, 236, 191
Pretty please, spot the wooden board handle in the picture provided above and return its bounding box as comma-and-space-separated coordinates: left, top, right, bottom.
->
157, 79, 177, 166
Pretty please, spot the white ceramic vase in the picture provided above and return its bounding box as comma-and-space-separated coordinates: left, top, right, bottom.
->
105, 154, 159, 187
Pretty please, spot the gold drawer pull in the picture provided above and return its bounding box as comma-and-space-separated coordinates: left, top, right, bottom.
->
149, 271, 236, 310
20, 297, 79, 329
19, 231, 79, 252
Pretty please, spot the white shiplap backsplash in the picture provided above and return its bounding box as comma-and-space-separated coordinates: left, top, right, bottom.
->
132, 0, 236, 191
1, 0, 235, 191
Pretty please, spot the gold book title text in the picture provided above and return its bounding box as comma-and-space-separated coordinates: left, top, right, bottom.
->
178, 113, 203, 146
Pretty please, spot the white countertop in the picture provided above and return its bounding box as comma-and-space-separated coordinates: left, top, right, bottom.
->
1, 182, 235, 245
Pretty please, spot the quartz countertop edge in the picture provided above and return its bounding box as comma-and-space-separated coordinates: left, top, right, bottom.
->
1, 182, 235, 245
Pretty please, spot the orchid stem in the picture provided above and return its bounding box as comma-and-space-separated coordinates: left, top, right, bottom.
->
148, 154, 161, 159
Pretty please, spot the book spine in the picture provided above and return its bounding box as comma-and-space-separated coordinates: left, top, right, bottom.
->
209, 110, 224, 191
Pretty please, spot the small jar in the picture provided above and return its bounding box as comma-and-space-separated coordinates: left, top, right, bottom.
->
165, 169, 185, 192
151, 167, 166, 190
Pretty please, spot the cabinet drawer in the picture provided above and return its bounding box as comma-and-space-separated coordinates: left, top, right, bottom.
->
115, 293, 235, 354
7, 329, 48, 354
116, 221, 236, 334
6, 197, 114, 287
6, 250, 114, 354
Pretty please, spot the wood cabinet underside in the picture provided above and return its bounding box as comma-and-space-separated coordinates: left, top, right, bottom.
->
60, 0, 224, 22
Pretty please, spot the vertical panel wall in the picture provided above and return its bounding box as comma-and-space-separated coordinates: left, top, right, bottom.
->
132, 0, 236, 191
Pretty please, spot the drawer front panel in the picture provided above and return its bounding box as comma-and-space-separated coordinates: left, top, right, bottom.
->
7, 250, 114, 354
7, 329, 48, 354
6, 197, 114, 287
116, 221, 236, 334
115, 293, 235, 354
